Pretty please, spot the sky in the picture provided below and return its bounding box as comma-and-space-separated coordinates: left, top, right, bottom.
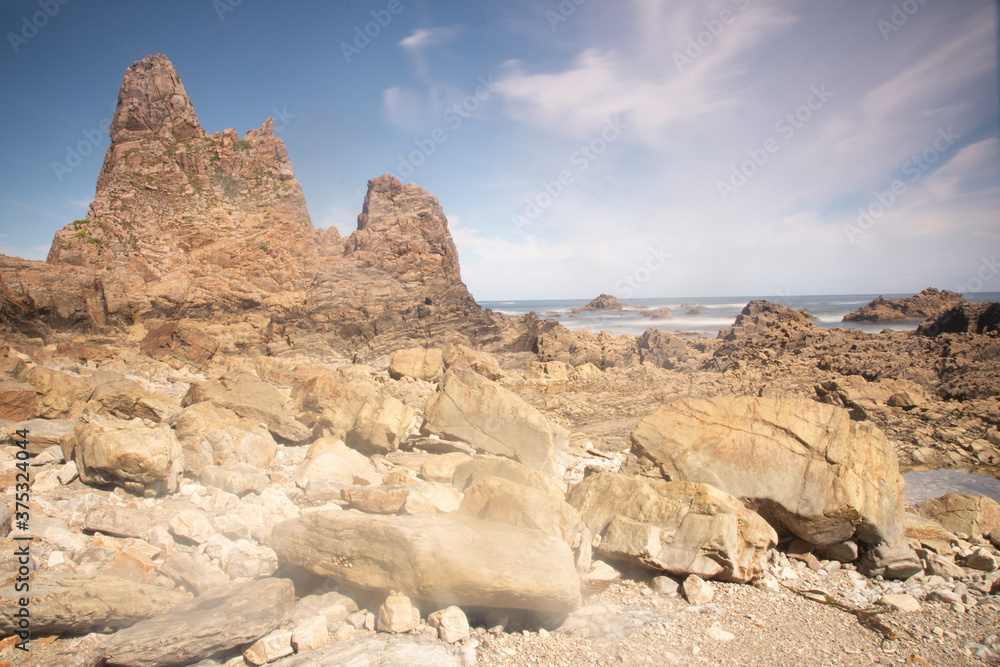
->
0, 0, 997, 301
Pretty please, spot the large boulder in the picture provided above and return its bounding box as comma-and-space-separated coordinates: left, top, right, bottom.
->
293, 438, 373, 488
271, 511, 581, 613
389, 347, 445, 382
914, 493, 1000, 538
443, 344, 505, 381
88, 371, 180, 422
459, 475, 584, 544
628, 395, 905, 546
0, 381, 36, 420
103, 578, 295, 667
23, 366, 95, 419
567, 472, 776, 583
0, 573, 189, 635
170, 402, 278, 475
66, 418, 183, 495
182, 373, 311, 443
345, 394, 414, 455
451, 456, 565, 497
422, 369, 570, 477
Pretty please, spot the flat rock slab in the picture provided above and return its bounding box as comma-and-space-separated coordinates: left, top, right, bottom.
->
272, 511, 581, 613
103, 578, 295, 667
269, 635, 477, 666
0, 573, 190, 635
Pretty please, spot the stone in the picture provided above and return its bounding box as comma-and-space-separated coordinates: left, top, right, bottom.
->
843, 288, 965, 322
423, 369, 570, 477
459, 474, 583, 543
84, 506, 154, 539
292, 375, 377, 435
389, 347, 445, 382
651, 575, 680, 596
342, 485, 411, 513
427, 606, 470, 644
706, 622, 735, 642
582, 294, 627, 310
67, 418, 182, 495
23, 367, 95, 419
857, 545, 923, 580
816, 540, 859, 563
294, 438, 373, 488
568, 472, 777, 583
104, 579, 295, 667
0, 381, 36, 420
452, 456, 565, 498
904, 512, 955, 552
57, 459, 79, 484
200, 463, 270, 496
682, 575, 714, 605
7, 418, 76, 454
420, 452, 473, 483
525, 360, 571, 381
0, 573, 189, 635
628, 395, 905, 546
403, 484, 461, 515
289, 591, 358, 625
182, 374, 312, 444
881, 594, 921, 612
377, 593, 421, 633
170, 509, 216, 544
291, 614, 329, 652
443, 344, 505, 380
271, 511, 581, 612
159, 553, 227, 594
170, 402, 278, 475
915, 493, 1000, 538
263, 636, 477, 666
923, 551, 966, 579
244, 628, 294, 665
966, 547, 998, 572
344, 395, 414, 456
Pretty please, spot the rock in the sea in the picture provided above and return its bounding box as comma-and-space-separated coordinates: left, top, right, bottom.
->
423, 369, 570, 477
103, 578, 295, 667
271, 511, 581, 612
67, 417, 183, 495
567, 472, 776, 583
628, 395, 905, 546
914, 493, 1000, 538
582, 294, 627, 311
843, 287, 965, 323
389, 347, 445, 382
0, 573, 189, 635
917, 301, 1000, 336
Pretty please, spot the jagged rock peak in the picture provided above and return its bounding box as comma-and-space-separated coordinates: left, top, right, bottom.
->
110, 54, 204, 143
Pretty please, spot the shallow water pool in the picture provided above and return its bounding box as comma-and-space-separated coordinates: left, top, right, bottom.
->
902, 468, 1000, 505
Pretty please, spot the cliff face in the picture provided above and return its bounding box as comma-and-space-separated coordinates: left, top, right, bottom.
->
0, 54, 517, 356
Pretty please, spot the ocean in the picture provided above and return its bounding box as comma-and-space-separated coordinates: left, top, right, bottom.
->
480, 292, 1000, 338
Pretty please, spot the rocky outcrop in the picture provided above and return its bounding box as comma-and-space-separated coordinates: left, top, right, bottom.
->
918, 302, 1000, 336
271, 511, 582, 612
915, 494, 1000, 538
626, 395, 905, 547
843, 288, 965, 323
567, 473, 776, 583
580, 294, 627, 311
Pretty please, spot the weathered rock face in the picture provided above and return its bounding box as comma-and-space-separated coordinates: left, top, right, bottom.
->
423, 369, 570, 477
567, 473, 776, 583
843, 288, 966, 323
627, 395, 905, 547
915, 493, 1000, 538
271, 511, 582, 612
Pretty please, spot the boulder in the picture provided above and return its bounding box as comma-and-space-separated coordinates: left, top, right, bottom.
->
567, 472, 776, 583
67, 418, 183, 495
459, 475, 584, 544
451, 456, 565, 497
344, 395, 414, 455
0, 381, 36, 420
84, 506, 155, 539
857, 545, 923, 580
628, 395, 905, 546
24, 366, 95, 419
427, 606, 470, 644
182, 374, 311, 443
103, 578, 295, 666
525, 361, 571, 381
293, 438, 373, 488
389, 347, 445, 382
0, 573, 189, 635
420, 452, 473, 483
914, 493, 1000, 538
377, 593, 421, 633
89, 371, 180, 421
423, 369, 570, 477
6, 417, 76, 455
200, 463, 270, 496
170, 402, 278, 475
291, 374, 378, 433
271, 511, 581, 612
443, 344, 505, 380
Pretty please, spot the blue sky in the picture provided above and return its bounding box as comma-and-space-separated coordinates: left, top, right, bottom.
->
0, 0, 997, 301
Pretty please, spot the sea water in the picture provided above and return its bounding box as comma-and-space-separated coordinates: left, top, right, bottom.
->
480, 292, 1000, 338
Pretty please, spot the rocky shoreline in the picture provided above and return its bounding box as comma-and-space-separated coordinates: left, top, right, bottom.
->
1, 53, 1000, 667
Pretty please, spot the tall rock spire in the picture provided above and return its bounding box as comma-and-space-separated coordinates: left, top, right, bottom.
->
110, 54, 204, 143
